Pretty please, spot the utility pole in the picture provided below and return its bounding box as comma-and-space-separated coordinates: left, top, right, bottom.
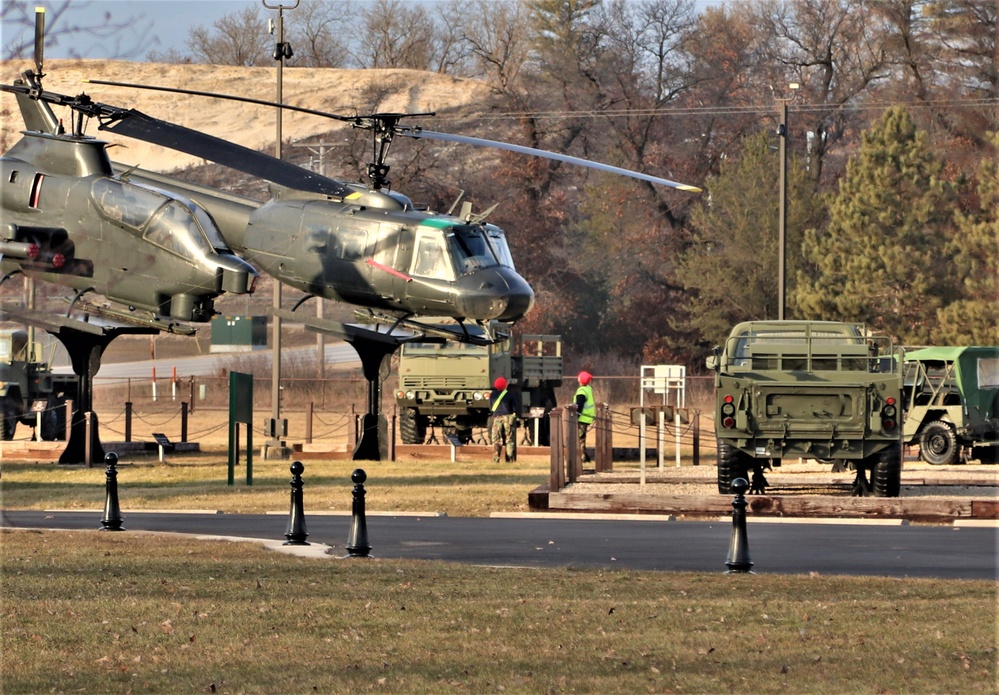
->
776, 82, 799, 321
263, 0, 298, 458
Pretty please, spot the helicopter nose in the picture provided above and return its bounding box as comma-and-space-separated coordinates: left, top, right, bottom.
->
456, 267, 535, 322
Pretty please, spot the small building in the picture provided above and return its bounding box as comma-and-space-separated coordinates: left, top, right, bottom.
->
210, 315, 268, 353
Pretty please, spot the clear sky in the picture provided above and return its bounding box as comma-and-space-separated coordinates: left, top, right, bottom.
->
3, 0, 258, 60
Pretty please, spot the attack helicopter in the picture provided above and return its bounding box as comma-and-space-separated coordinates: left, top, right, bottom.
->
3, 9, 700, 338
0, 14, 256, 325
73, 80, 700, 336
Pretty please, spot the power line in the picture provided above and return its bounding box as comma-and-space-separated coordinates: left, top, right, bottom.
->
450, 98, 999, 122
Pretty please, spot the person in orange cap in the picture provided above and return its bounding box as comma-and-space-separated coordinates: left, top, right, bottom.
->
489, 376, 519, 462
575, 371, 595, 462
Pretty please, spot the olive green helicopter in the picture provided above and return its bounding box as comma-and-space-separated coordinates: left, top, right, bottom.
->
3, 9, 700, 340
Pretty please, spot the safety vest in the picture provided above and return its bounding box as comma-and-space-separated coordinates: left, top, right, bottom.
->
491, 389, 509, 414
575, 384, 595, 424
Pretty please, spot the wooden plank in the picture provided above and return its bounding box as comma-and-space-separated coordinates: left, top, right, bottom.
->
547, 492, 977, 520
971, 500, 999, 519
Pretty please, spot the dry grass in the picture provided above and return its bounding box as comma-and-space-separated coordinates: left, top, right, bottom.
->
3, 529, 995, 695
0, 453, 552, 516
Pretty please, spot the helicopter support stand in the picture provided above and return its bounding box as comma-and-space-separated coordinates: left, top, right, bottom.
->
272, 308, 427, 461
0, 302, 159, 465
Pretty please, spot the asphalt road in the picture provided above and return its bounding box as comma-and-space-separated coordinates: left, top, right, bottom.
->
54, 343, 361, 382
3, 510, 995, 580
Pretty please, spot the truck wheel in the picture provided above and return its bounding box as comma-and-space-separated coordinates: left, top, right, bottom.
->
872, 444, 902, 497
40, 396, 67, 441
1, 397, 18, 440
919, 421, 959, 465
716, 439, 749, 494
399, 408, 426, 445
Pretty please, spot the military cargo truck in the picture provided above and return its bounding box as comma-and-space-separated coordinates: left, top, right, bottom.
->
395, 325, 562, 445
706, 320, 903, 496
0, 329, 78, 440
902, 346, 999, 464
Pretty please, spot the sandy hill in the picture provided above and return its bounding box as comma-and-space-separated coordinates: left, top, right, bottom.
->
0, 59, 493, 173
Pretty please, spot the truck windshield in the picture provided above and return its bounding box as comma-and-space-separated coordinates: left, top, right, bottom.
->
402, 340, 487, 356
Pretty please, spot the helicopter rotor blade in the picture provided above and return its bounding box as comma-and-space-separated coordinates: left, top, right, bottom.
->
85, 78, 361, 124
86, 78, 700, 192
103, 110, 352, 198
404, 129, 702, 193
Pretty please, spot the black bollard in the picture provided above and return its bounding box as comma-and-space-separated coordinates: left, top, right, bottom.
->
99, 452, 124, 531
725, 477, 754, 573
284, 461, 310, 546
345, 468, 372, 558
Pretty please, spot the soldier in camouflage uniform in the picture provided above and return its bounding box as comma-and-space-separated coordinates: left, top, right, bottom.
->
489, 376, 519, 463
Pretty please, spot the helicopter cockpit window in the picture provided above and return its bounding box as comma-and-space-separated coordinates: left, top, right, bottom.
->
448, 226, 499, 274
92, 178, 169, 230
411, 232, 454, 281
192, 205, 229, 251
484, 225, 516, 269
143, 201, 213, 261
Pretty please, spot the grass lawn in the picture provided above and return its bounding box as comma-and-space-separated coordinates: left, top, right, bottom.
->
3, 529, 996, 694
2, 450, 996, 693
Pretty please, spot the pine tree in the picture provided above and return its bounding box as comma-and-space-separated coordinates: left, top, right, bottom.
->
675, 131, 821, 349
934, 132, 999, 345
795, 106, 958, 344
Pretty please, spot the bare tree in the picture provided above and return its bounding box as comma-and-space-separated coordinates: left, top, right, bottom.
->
754, 0, 895, 183
430, 0, 477, 75
353, 0, 437, 70
2, 0, 153, 60
462, 0, 532, 90
185, 5, 270, 67
287, 0, 355, 68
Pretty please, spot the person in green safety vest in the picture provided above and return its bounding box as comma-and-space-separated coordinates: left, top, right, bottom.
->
574, 371, 596, 463
489, 376, 519, 463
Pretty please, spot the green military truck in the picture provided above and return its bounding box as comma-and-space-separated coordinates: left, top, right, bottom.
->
0, 329, 78, 440
706, 320, 903, 497
395, 325, 562, 445
902, 346, 999, 464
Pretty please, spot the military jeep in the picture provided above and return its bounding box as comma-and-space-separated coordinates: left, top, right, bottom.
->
706, 320, 903, 496
902, 346, 999, 464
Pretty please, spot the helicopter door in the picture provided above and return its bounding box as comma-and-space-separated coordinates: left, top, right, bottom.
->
408, 228, 456, 315
327, 222, 374, 303
368, 223, 406, 303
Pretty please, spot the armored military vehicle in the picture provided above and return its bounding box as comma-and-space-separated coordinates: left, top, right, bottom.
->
395, 324, 562, 445
902, 346, 999, 464
0, 329, 78, 440
706, 320, 903, 496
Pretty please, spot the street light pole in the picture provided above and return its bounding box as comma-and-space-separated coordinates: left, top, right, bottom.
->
263, 0, 298, 458
776, 82, 799, 321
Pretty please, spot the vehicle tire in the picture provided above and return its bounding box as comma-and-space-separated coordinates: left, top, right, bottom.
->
399, 408, 426, 445
872, 444, 902, 497
40, 395, 67, 441
1, 398, 17, 441
716, 438, 749, 494
919, 421, 959, 465
455, 428, 473, 445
